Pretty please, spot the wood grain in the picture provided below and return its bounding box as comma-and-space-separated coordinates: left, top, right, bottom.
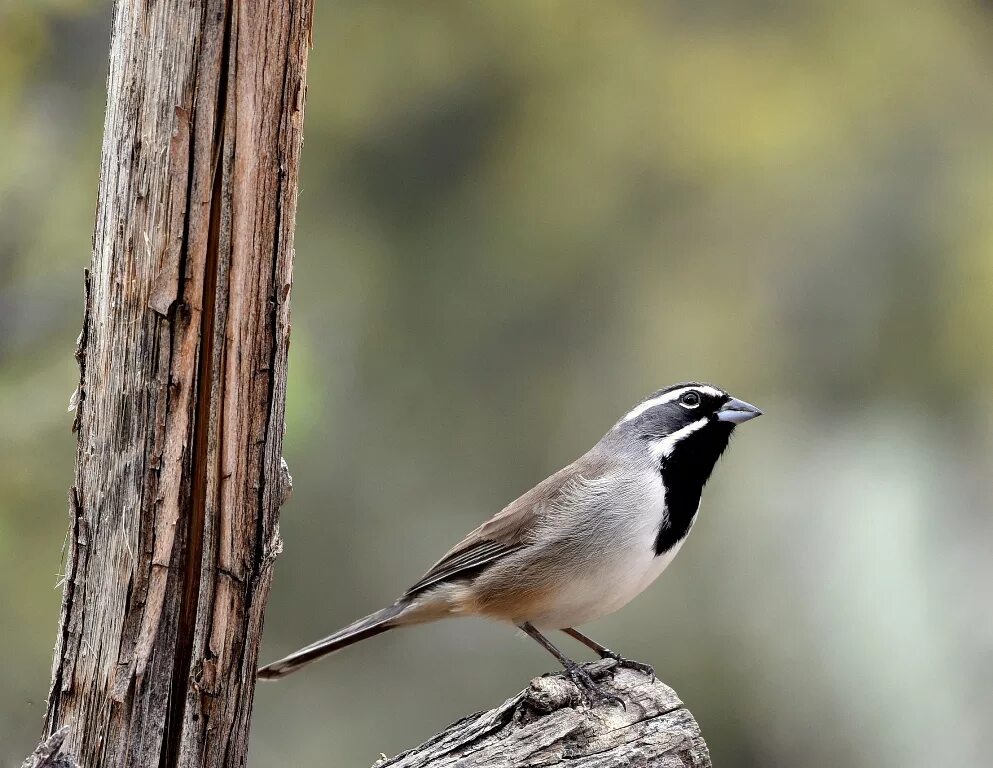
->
379, 660, 712, 768
42, 1, 312, 765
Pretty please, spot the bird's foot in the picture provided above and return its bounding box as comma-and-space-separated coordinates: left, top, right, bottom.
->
564, 661, 625, 709
598, 650, 655, 681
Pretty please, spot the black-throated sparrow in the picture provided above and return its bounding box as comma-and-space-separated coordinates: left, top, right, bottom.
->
259, 382, 761, 704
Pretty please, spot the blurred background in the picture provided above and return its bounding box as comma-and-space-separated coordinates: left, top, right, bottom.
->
2, 1, 993, 766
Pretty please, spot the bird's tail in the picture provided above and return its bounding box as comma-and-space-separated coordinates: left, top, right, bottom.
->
257, 601, 407, 680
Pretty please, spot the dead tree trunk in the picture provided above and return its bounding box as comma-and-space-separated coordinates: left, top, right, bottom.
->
42, 1, 313, 765
380, 660, 712, 768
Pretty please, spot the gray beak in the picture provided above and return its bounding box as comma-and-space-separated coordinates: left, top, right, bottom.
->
716, 396, 763, 424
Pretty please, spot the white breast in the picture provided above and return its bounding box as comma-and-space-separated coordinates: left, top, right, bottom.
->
525, 472, 698, 630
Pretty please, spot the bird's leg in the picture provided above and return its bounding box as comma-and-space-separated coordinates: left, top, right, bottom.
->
562, 627, 656, 681
518, 622, 624, 708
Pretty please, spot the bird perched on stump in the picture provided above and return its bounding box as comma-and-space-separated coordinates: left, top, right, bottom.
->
259, 382, 762, 705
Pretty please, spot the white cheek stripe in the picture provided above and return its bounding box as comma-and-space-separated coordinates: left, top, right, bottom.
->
622, 385, 723, 423
648, 417, 710, 462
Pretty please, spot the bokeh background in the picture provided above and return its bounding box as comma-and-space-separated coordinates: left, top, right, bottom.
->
3, 1, 993, 766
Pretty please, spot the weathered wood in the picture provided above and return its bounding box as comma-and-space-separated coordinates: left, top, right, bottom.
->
21, 727, 78, 768
42, 1, 313, 766
379, 660, 711, 768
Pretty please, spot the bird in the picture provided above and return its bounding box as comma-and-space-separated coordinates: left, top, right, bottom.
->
258, 382, 762, 704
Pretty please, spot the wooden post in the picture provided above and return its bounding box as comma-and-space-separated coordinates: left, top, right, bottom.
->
379, 660, 712, 768
41, 1, 313, 765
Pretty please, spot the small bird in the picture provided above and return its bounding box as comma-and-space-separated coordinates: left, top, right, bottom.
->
258, 382, 761, 704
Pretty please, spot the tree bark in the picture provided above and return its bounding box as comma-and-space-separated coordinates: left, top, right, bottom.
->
42, 2, 313, 766
379, 660, 711, 768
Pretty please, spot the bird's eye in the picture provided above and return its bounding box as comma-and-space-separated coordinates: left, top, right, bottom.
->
679, 391, 701, 408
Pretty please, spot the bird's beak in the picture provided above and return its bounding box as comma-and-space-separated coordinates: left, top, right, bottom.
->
716, 397, 763, 424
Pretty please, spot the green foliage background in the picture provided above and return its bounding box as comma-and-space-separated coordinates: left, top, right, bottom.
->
2, 2, 992, 765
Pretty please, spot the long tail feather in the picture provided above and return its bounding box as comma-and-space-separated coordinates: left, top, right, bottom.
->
257, 602, 405, 680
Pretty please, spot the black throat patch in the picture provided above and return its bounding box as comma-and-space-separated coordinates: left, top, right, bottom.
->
654, 422, 733, 555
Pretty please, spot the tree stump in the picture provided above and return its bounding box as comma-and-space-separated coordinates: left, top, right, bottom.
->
379, 660, 711, 768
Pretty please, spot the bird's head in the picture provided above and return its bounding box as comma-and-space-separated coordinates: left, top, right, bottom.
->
615, 382, 762, 466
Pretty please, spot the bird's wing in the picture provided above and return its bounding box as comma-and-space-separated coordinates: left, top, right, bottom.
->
403, 538, 520, 596
403, 451, 609, 598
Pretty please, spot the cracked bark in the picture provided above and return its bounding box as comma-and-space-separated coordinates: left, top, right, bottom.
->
41, 1, 312, 766
379, 660, 711, 768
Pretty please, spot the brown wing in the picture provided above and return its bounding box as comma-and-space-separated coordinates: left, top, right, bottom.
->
403, 451, 609, 598
403, 539, 521, 596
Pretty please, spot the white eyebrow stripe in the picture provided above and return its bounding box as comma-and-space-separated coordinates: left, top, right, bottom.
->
622, 390, 687, 422
621, 385, 723, 423
648, 417, 710, 462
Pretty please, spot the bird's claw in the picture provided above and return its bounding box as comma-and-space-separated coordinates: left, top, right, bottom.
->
564, 662, 626, 709
600, 650, 656, 681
